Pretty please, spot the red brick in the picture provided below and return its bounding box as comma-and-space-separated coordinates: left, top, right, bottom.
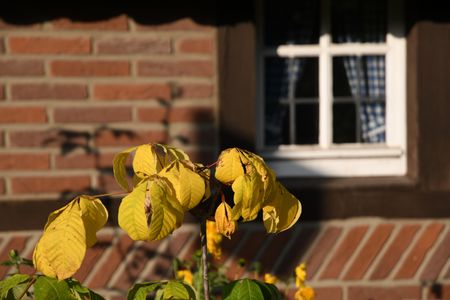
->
89, 234, 134, 288
0, 107, 47, 123
284, 287, 342, 300
96, 37, 170, 54
136, 107, 166, 123
0, 131, 4, 146
95, 130, 168, 147
52, 15, 128, 31
9, 130, 89, 148
167, 231, 194, 257
306, 226, 343, 279
0, 236, 30, 278
178, 83, 213, 99
395, 223, 444, 279
55, 153, 115, 169
138, 107, 214, 123
54, 107, 132, 123
344, 224, 394, 280
9, 36, 90, 54
0, 59, 45, 76
0, 85, 4, 99
94, 84, 171, 100
185, 149, 215, 164
112, 240, 161, 290
11, 83, 87, 100
137, 60, 213, 77
97, 174, 122, 192
11, 176, 91, 194
135, 18, 212, 31
0, 153, 50, 170
315, 287, 343, 300
428, 284, 450, 300
422, 230, 450, 280
74, 234, 114, 282
320, 225, 368, 279
370, 224, 420, 279
0, 20, 42, 30
257, 230, 295, 273
226, 231, 267, 280
172, 128, 215, 145
51, 60, 129, 77
348, 286, 421, 300
178, 38, 214, 54
275, 226, 321, 277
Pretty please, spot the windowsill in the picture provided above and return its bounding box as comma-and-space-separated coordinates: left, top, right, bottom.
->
260, 145, 406, 177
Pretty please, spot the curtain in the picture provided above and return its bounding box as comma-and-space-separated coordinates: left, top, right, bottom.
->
342, 56, 386, 143
337, 0, 387, 143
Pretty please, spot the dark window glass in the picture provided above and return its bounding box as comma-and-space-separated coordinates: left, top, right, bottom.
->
264, 0, 320, 46
264, 57, 319, 146
332, 0, 387, 43
333, 56, 386, 143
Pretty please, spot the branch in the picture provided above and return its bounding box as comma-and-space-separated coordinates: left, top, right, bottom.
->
199, 220, 210, 300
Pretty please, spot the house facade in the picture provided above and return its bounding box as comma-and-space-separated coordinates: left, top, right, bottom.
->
1, 1, 449, 299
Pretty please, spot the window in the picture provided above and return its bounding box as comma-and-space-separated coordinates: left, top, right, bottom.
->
257, 0, 406, 177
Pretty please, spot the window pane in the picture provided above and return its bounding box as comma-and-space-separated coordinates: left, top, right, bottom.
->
264, 57, 319, 146
264, 0, 319, 46
333, 56, 386, 143
296, 104, 319, 145
333, 103, 356, 143
332, 0, 387, 43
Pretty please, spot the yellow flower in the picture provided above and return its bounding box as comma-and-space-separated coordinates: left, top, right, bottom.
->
295, 263, 307, 287
263, 273, 278, 284
295, 286, 315, 300
177, 270, 193, 285
206, 220, 222, 260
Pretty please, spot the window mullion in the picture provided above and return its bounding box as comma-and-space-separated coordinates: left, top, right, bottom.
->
319, 0, 332, 148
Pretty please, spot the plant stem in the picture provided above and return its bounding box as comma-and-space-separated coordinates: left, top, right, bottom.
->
17, 276, 36, 300
200, 220, 210, 300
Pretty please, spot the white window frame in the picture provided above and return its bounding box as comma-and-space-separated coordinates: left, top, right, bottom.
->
256, 0, 406, 177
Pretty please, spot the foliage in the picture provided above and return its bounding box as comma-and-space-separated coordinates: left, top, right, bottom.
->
0, 144, 304, 299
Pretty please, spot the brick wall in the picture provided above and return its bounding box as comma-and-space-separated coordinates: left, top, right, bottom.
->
0, 15, 218, 202
2, 219, 450, 300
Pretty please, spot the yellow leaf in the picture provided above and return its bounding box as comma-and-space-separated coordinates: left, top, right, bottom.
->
147, 177, 184, 240
215, 148, 248, 185
263, 182, 302, 233
118, 181, 151, 241
133, 144, 191, 178
214, 202, 237, 239
132, 144, 160, 178
118, 177, 184, 241
159, 161, 208, 211
33, 200, 86, 280
113, 146, 137, 191
231, 171, 265, 222
79, 196, 108, 247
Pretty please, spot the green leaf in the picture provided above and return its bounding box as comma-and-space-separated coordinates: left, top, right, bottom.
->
223, 279, 264, 300
0, 274, 30, 299
163, 281, 195, 300
127, 282, 163, 300
113, 146, 137, 191
253, 281, 282, 300
34, 276, 77, 300
7, 282, 32, 300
